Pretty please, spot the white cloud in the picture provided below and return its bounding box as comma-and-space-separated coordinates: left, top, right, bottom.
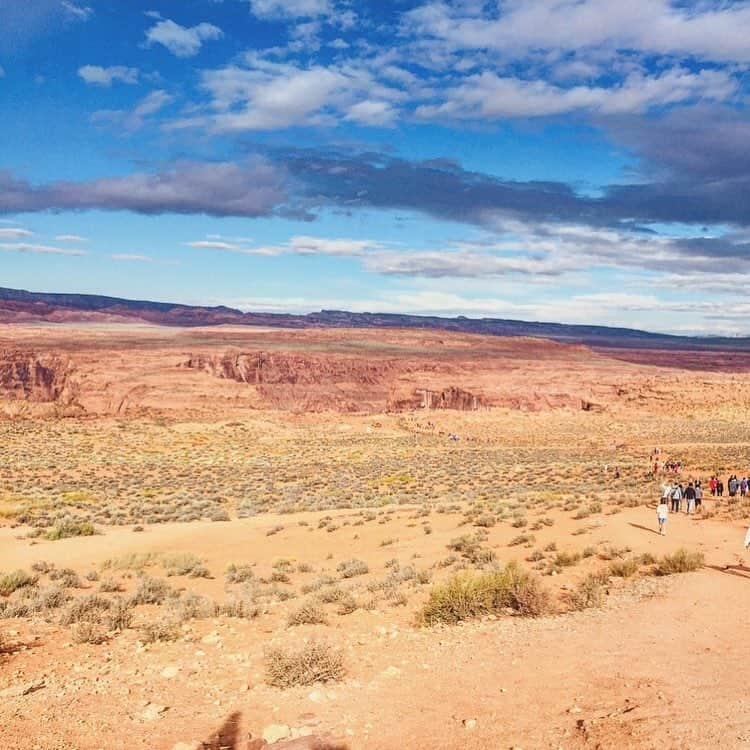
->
111, 253, 152, 262
62, 1, 92, 21
0, 65, 5, 78
78, 65, 139, 86
0, 242, 85, 256
0, 227, 34, 239
170, 56, 405, 132
55, 234, 87, 242
248, 0, 332, 20
93, 89, 173, 132
405, 0, 750, 64
186, 235, 380, 256
145, 19, 223, 57
415, 68, 735, 120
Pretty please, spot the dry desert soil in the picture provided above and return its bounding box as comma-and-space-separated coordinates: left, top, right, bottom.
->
2, 323, 750, 750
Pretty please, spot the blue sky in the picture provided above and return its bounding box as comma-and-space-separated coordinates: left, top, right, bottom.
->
1, 0, 750, 334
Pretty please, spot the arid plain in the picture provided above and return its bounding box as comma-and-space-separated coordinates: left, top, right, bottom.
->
2, 323, 750, 750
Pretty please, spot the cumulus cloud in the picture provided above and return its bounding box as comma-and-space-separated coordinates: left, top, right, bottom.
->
0, 158, 286, 217
78, 65, 139, 86
170, 56, 405, 132
405, 0, 750, 64
145, 18, 223, 57
415, 68, 735, 120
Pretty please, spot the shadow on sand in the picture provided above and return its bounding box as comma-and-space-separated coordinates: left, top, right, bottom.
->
706, 563, 750, 580
627, 522, 662, 536
200, 712, 351, 750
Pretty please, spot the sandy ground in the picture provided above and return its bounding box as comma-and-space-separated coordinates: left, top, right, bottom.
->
2, 503, 750, 750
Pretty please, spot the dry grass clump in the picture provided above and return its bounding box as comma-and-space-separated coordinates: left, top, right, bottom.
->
0, 570, 38, 596
287, 602, 328, 626
161, 552, 210, 578
608, 557, 640, 578
565, 571, 610, 610
59, 594, 111, 626
264, 641, 345, 688
226, 564, 255, 584
45, 519, 96, 540
72, 621, 108, 645
419, 563, 550, 625
654, 549, 704, 576
337, 559, 369, 579
140, 619, 180, 643
101, 553, 156, 572
130, 576, 172, 605
447, 534, 496, 566
99, 576, 123, 593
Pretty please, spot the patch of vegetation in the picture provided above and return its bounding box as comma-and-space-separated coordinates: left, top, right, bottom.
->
264, 641, 345, 688
654, 549, 704, 576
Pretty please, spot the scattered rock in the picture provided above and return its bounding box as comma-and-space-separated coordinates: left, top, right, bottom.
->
171, 743, 201, 750
463, 718, 477, 730
141, 703, 169, 721
263, 725, 291, 744
161, 666, 180, 679
382, 666, 401, 678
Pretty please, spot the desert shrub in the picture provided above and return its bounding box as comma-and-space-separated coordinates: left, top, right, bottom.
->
609, 558, 640, 578
509, 534, 535, 547
49, 568, 82, 588
217, 595, 259, 619
269, 571, 291, 584
654, 549, 704, 576
72, 621, 108, 645
31, 561, 54, 574
161, 553, 210, 578
474, 513, 496, 528
335, 592, 359, 615
1, 584, 69, 618
105, 597, 133, 631
226, 564, 255, 584
337, 559, 369, 579
140, 619, 180, 643
297, 562, 314, 573
130, 576, 171, 605
266, 525, 284, 536
169, 592, 216, 622
566, 571, 609, 610
553, 551, 582, 568
46, 519, 96, 540
526, 550, 545, 562
0, 570, 38, 596
60, 594, 111, 626
209, 509, 230, 522
264, 641, 345, 688
447, 535, 496, 565
101, 553, 156, 572
99, 576, 123, 593
419, 563, 550, 625
287, 602, 327, 626
85, 571, 99, 582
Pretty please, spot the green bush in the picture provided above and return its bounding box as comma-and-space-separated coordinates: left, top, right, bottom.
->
654, 549, 704, 576
419, 563, 550, 625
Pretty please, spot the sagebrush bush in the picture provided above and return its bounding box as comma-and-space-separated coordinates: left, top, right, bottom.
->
130, 576, 171, 605
654, 549, 704, 576
287, 602, 327, 626
140, 619, 180, 643
609, 558, 640, 578
566, 571, 609, 610
337, 559, 369, 579
226, 564, 255, 584
264, 641, 345, 688
0, 570, 38, 596
419, 563, 550, 625
72, 621, 108, 645
45, 519, 96, 541
59, 594, 111, 626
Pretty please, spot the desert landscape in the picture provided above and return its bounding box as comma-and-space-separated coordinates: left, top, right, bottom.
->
2, 319, 750, 750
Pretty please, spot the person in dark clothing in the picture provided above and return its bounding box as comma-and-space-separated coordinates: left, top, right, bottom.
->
717, 479, 724, 497
670, 483, 683, 513
684, 482, 696, 514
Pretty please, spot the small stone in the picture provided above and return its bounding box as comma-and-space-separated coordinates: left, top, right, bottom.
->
382, 666, 401, 678
568, 706, 583, 714
463, 719, 477, 730
141, 704, 169, 721
262, 724, 291, 744
161, 666, 179, 679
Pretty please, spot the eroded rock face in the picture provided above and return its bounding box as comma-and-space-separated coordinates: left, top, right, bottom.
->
184, 351, 394, 386
387, 387, 487, 412
0, 351, 77, 403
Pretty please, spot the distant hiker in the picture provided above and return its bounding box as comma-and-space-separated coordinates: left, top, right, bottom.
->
742, 477, 748, 498
657, 498, 669, 535
670, 483, 683, 513
661, 482, 672, 501
684, 482, 696, 514
717, 478, 724, 497
614, 466, 621, 479
745, 525, 750, 550
694, 481, 703, 511
729, 475, 739, 497
709, 476, 717, 496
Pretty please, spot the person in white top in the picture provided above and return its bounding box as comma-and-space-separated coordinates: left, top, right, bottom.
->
657, 499, 669, 535
744, 525, 750, 550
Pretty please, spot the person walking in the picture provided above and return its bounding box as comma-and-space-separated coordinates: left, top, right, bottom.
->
684, 482, 696, 514
695, 481, 703, 511
670, 483, 683, 513
709, 476, 717, 496
741, 477, 748, 498
657, 497, 669, 535
717, 478, 724, 497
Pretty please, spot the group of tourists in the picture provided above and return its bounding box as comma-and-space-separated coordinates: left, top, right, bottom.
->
708, 474, 748, 497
